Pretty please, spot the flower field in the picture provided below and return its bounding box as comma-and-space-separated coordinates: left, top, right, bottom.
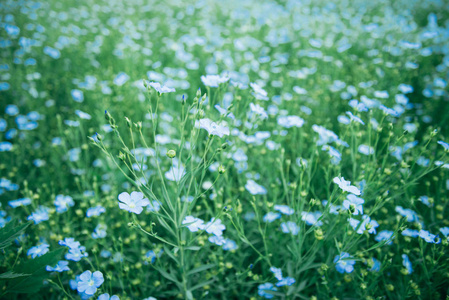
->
1, 0, 449, 299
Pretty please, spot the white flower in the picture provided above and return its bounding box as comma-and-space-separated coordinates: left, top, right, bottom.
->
182, 216, 205, 232
245, 180, 267, 195
118, 191, 150, 214
201, 74, 230, 87
250, 82, 269, 100
195, 118, 230, 138
250, 103, 268, 119
148, 82, 175, 94
333, 177, 361, 195
205, 218, 225, 236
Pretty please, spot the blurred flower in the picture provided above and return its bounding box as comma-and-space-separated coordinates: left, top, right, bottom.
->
148, 82, 175, 94
46, 260, 70, 272
258, 283, 277, 299
195, 118, 230, 137
245, 180, 267, 195
402, 254, 413, 274
28, 243, 49, 258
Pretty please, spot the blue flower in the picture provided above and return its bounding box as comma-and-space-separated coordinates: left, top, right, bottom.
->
419, 196, 432, 207
59, 237, 81, 249
369, 258, 381, 272
333, 177, 361, 195
71, 89, 84, 102
277, 115, 305, 128
77, 270, 104, 295
54, 194, 74, 213
274, 205, 294, 215
349, 215, 379, 234
375, 230, 394, 245
280, 221, 299, 235
358, 144, 374, 155
263, 212, 281, 223
43, 46, 61, 59
75, 110, 92, 120
343, 194, 365, 215
201, 74, 230, 87
144, 250, 163, 264
333, 252, 356, 273
113, 72, 130, 86
118, 191, 150, 214
0, 118, 6, 131
86, 205, 106, 218
249, 103, 268, 119
5, 24, 20, 37
46, 260, 70, 272
27, 206, 50, 224
245, 180, 267, 195
440, 227, 449, 238
276, 277, 295, 287
98, 294, 120, 300
395, 206, 419, 222
250, 83, 269, 101
401, 229, 419, 238
222, 239, 238, 251
66, 246, 89, 261
438, 140, 449, 152
205, 218, 225, 236
301, 211, 323, 226
258, 283, 277, 299
148, 82, 175, 94
182, 216, 205, 232
5, 104, 19, 116
208, 235, 226, 246
195, 118, 230, 138
28, 243, 49, 258
346, 111, 365, 125
270, 267, 283, 280
402, 254, 413, 274
418, 230, 440, 244
0, 142, 12, 152
92, 224, 107, 239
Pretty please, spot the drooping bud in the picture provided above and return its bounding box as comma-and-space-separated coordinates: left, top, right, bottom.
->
134, 122, 142, 131
125, 117, 132, 128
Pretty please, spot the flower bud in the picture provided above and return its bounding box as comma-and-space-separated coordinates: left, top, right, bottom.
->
167, 149, 176, 158
218, 165, 226, 174
314, 228, 324, 240
134, 122, 142, 131
125, 117, 132, 128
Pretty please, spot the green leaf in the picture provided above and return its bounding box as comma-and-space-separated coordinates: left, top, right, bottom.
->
190, 278, 215, 291
0, 271, 30, 279
185, 246, 201, 251
154, 267, 181, 285
6, 248, 64, 294
163, 245, 179, 264
0, 221, 31, 251
186, 264, 216, 276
